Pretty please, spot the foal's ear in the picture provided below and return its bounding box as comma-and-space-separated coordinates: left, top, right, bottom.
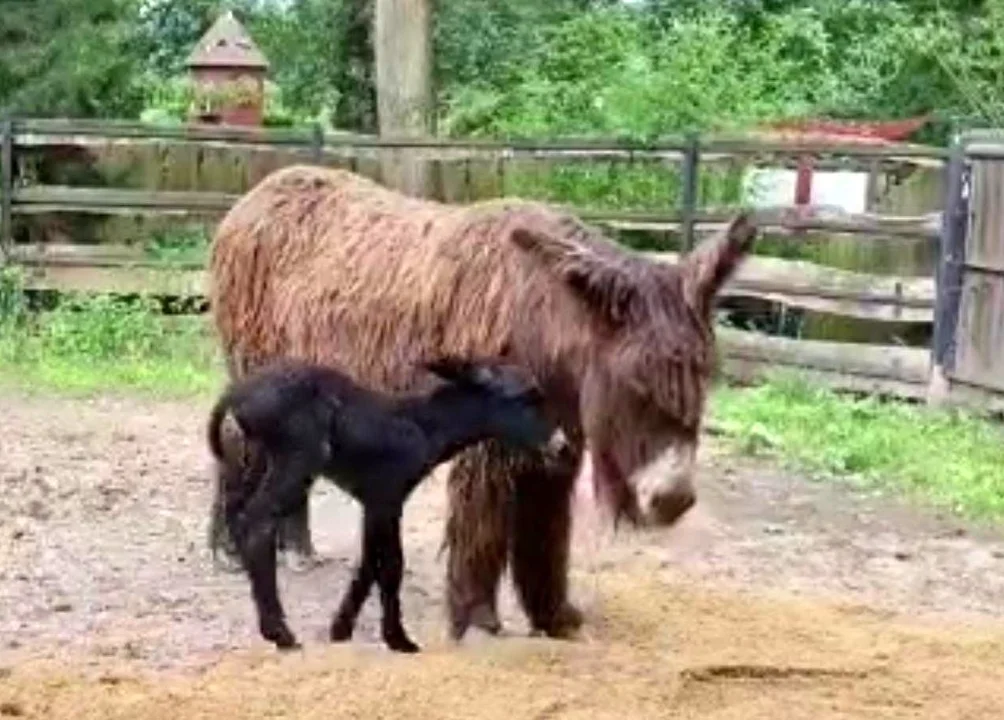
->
423, 355, 493, 387
423, 356, 471, 383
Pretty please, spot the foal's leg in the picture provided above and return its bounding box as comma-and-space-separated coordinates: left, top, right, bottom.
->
232, 454, 315, 650
208, 470, 243, 572
329, 517, 377, 644
370, 510, 417, 652
278, 484, 324, 573
330, 509, 418, 653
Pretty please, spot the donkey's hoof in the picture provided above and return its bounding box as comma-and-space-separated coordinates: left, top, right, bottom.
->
468, 603, 503, 635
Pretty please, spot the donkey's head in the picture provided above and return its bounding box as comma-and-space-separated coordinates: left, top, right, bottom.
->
511, 212, 756, 526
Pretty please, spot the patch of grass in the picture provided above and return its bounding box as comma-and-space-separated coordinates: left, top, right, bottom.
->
0, 269, 222, 398
710, 375, 1004, 521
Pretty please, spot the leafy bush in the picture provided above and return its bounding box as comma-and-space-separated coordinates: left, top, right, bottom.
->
0, 288, 220, 396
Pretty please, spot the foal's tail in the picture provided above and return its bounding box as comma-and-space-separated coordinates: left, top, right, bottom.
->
207, 390, 234, 462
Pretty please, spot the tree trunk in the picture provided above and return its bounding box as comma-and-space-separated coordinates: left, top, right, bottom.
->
374, 0, 433, 198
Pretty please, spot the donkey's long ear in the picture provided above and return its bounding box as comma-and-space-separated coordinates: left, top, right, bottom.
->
510, 226, 639, 325
681, 211, 757, 315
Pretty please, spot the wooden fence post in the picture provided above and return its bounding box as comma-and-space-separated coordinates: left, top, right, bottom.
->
311, 122, 324, 164
1, 116, 12, 259
680, 132, 700, 252
928, 135, 968, 405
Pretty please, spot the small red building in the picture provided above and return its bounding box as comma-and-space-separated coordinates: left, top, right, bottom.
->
186, 10, 269, 126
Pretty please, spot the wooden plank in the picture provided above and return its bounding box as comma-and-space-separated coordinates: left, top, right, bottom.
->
11, 118, 948, 159
10, 229, 936, 324
10, 243, 147, 264
11, 132, 945, 175
1, 118, 11, 253
719, 354, 930, 401
952, 272, 1004, 393
942, 378, 1004, 415
12, 246, 937, 334
716, 328, 931, 386
15, 243, 936, 323
651, 251, 933, 323
13, 134, 942, 174
8, 243, 210, 270
967, 160, 1004, 271
19, 262, 205, 296
12, 204, 227, 218
11, 186, 238, 214
15, 118, 314, 146
581, 206, 941, 240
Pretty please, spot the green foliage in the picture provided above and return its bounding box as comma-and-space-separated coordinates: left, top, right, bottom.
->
712, 376, 1004, 520
6, 0, 1004, 144
0, 266, 27, 328
142, 223, 211, 263
0, 0, 145, 117
0, 289, 220, 396
502, 159, 745, 216
433, 1, 976, 141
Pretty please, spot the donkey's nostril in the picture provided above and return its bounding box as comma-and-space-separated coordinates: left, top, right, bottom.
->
647, 487, 696, 525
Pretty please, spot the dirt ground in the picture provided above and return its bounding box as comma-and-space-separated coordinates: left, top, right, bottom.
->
2, 388, 1004, 719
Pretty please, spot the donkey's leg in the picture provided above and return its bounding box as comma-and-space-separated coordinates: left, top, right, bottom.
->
444, 442, 512, 640
509, 449, 583, 639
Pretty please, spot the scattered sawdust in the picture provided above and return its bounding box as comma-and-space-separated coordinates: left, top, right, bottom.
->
3, 567, 1004, 720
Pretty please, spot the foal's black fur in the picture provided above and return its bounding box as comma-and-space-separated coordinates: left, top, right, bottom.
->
207, 356, 561, 652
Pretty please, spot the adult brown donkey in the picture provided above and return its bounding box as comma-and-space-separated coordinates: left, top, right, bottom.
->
206, 165, 757, 642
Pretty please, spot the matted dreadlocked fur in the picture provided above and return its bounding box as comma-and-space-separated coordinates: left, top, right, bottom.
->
207, 164, 756, 640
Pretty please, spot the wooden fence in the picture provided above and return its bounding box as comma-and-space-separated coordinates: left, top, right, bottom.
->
0, 117, 999, 413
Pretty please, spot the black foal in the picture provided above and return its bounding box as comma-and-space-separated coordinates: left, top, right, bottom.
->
206, 355, 564, 652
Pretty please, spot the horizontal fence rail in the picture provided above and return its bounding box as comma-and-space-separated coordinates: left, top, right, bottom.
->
2, 116, 1000, 414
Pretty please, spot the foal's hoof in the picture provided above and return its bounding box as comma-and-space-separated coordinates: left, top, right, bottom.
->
281, 549, 328, 574
329, 618, 354, 643
210, 549, 244, 574
384, 633, 420, 654
262, 622, 300, 651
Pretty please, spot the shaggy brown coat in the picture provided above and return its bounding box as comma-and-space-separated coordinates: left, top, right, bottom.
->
208, 165, 756, 639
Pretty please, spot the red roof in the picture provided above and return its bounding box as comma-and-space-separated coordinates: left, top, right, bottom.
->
762, 115, 931, 145
186, 10, 269, 70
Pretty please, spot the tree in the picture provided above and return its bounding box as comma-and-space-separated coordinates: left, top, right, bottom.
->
0, 0, 144, 117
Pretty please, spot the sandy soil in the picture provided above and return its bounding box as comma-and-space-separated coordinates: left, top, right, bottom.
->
1, 388, 1003, 718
